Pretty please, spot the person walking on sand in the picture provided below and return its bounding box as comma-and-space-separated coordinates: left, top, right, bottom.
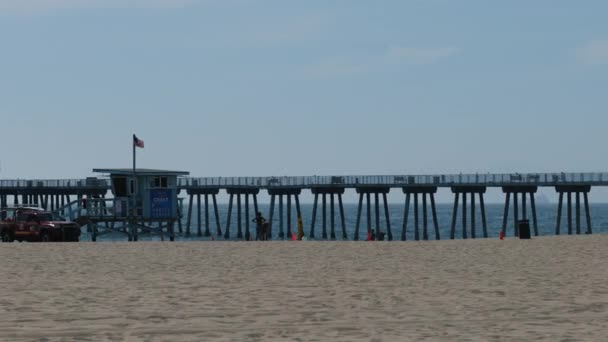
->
253, 212, 267, 241
297, 215, 304, 240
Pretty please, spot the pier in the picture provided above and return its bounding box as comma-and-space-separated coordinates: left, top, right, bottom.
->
1, 172, 606, 241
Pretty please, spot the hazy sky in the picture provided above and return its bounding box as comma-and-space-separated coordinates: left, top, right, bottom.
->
1, 0, 607, 196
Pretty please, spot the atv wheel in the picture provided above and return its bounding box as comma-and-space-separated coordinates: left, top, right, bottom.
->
40, 231, 51, 242
1, 230, 14, 243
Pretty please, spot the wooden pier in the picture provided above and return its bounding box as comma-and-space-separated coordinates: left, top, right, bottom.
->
1, 172, 606, 241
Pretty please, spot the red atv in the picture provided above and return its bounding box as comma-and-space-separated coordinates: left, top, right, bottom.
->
0, 207, 81, 242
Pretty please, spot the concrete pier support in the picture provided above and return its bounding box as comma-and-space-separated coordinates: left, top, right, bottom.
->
223, 188, 259, 240
237, 194, 242, 239
310, 187, 347, 240
185, 193, 193, 235
212, 194, 222, 237
279, 195, 284, 238
186, 188, 221, 238
501, 186, 539, 237
450, 186, 488, 239
197, 194, 202, 236
354, 192, 363, 240
267, 188, 302, 240
355, 187, 391, 241
177, 204, 183, 234
245, 194, 250, 240
555, 185, 592, 235
401, 186, 439, 241
321, 193, 326, 239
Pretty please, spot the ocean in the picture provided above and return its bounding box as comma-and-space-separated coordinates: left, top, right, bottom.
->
80, 203, 608, 241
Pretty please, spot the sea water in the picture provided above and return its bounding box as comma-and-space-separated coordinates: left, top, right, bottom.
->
80, 203, 608, 241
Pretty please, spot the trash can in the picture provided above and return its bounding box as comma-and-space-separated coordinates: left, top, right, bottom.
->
518, 219, 531, 239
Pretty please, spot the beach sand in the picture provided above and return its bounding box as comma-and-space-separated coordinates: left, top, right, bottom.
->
1, 235, 607, 341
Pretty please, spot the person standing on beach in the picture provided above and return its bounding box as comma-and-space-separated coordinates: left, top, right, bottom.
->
297, 215, 304, 240
253, 212, 267, 241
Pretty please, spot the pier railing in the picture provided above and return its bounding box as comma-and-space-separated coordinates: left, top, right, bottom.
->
1, 172, 608, 190
177, 172, 608, 188
0, 178, 110, 188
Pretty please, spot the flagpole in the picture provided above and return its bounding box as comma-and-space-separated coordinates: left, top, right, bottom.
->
133, 136, 136, 176
132, 134, 136, 217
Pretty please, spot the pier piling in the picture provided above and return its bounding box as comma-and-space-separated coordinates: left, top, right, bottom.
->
402, 187, 439, 241
555, 185, 592, 236
310, 187, 344, 240
330, 194, 335, 240
309, 193, 317, 239
267, 188, 302, 240
501, 186, 538, 237
355, 193, 363, 241
356, 187, 390, 240
451, 186, 486, 239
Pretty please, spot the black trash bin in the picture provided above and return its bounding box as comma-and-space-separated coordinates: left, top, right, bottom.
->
518, 219, 531, 239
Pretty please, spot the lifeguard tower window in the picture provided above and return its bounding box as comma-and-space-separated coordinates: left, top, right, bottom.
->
112, 177, 128, 197
152, 177, 168, 188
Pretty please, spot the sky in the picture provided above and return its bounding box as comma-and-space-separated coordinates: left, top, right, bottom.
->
1, 0, 607, 202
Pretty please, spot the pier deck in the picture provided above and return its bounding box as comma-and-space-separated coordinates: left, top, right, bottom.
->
1, 172, 607, 191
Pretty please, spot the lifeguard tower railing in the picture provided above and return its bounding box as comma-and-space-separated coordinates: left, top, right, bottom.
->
61, 197, 185, 222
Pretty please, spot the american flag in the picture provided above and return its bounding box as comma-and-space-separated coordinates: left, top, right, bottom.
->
133, 134, 144, 148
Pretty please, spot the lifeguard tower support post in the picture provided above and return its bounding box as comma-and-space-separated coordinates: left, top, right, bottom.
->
88, 168, 189, 241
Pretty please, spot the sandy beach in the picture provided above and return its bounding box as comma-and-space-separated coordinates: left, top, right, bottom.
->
1, 235, 607, 341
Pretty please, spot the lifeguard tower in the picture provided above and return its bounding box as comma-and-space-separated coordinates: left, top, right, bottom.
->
83, 168, 189, 241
